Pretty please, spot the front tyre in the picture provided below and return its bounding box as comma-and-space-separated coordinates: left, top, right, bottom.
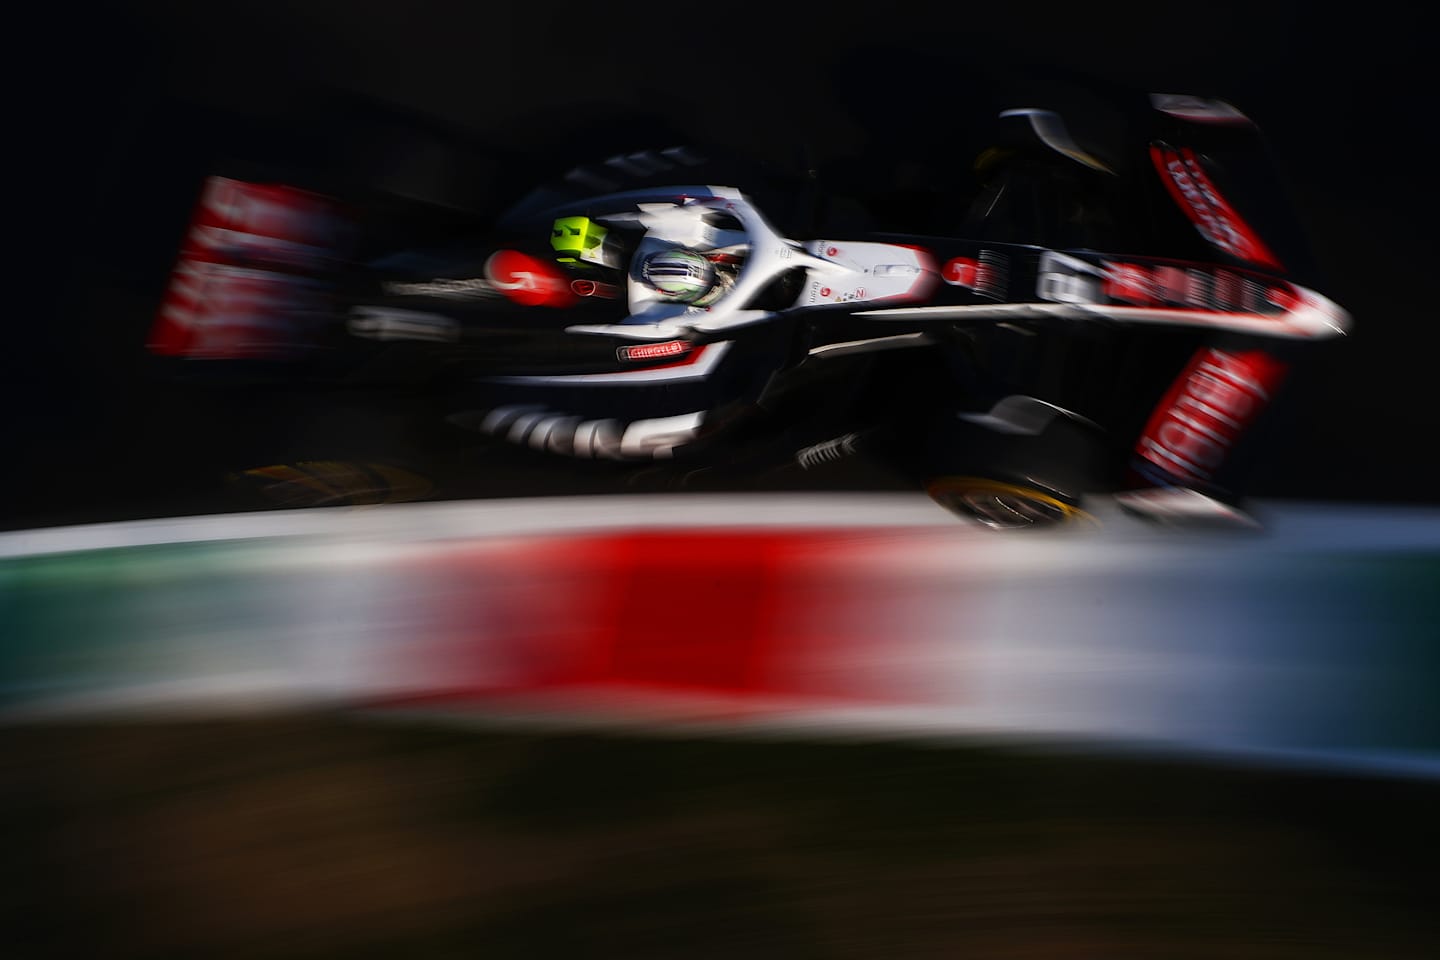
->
926, 476, 1094, 530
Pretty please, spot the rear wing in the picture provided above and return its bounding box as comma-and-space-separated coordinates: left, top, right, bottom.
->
149, 177, 353, 360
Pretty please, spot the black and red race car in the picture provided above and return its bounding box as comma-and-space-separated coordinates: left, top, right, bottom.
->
147, 89, 1348, 528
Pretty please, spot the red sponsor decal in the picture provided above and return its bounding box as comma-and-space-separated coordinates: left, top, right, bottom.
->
853, 287, 866, 299
1213, 270, 1240, 310
819, 286, 832, 298
1136, 347, 1288, 483
182, 177, 347, 268
617, 339, 693, 362
1266, 285, 1299, 310
485, 250, 576, 308
150, 263, 320, 359
1103, 262, 1154, 304
649, 344, 711, 370
1102, 258, 1300, 317
826, 246, 840, 257
150, 177, 350, 358
942, 257, 978, 287
1184, 269, 1212, 308
1151, 144, 1283, 270
1154, 265, 1188, 302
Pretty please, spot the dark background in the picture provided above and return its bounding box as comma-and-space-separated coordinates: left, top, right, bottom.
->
14, 1, 1437, 528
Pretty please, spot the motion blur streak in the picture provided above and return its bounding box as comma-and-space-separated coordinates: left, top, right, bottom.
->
3, 495, 1439, 777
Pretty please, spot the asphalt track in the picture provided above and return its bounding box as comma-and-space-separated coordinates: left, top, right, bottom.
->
5, 716, 1438, 959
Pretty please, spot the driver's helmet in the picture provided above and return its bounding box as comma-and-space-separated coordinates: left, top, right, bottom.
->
640, 248, 716, 304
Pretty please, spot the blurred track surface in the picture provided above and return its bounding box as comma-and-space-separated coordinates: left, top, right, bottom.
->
4, 495, 1438, 779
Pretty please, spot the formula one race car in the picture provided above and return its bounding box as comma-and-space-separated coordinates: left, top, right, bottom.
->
147, 89, 1349, 528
